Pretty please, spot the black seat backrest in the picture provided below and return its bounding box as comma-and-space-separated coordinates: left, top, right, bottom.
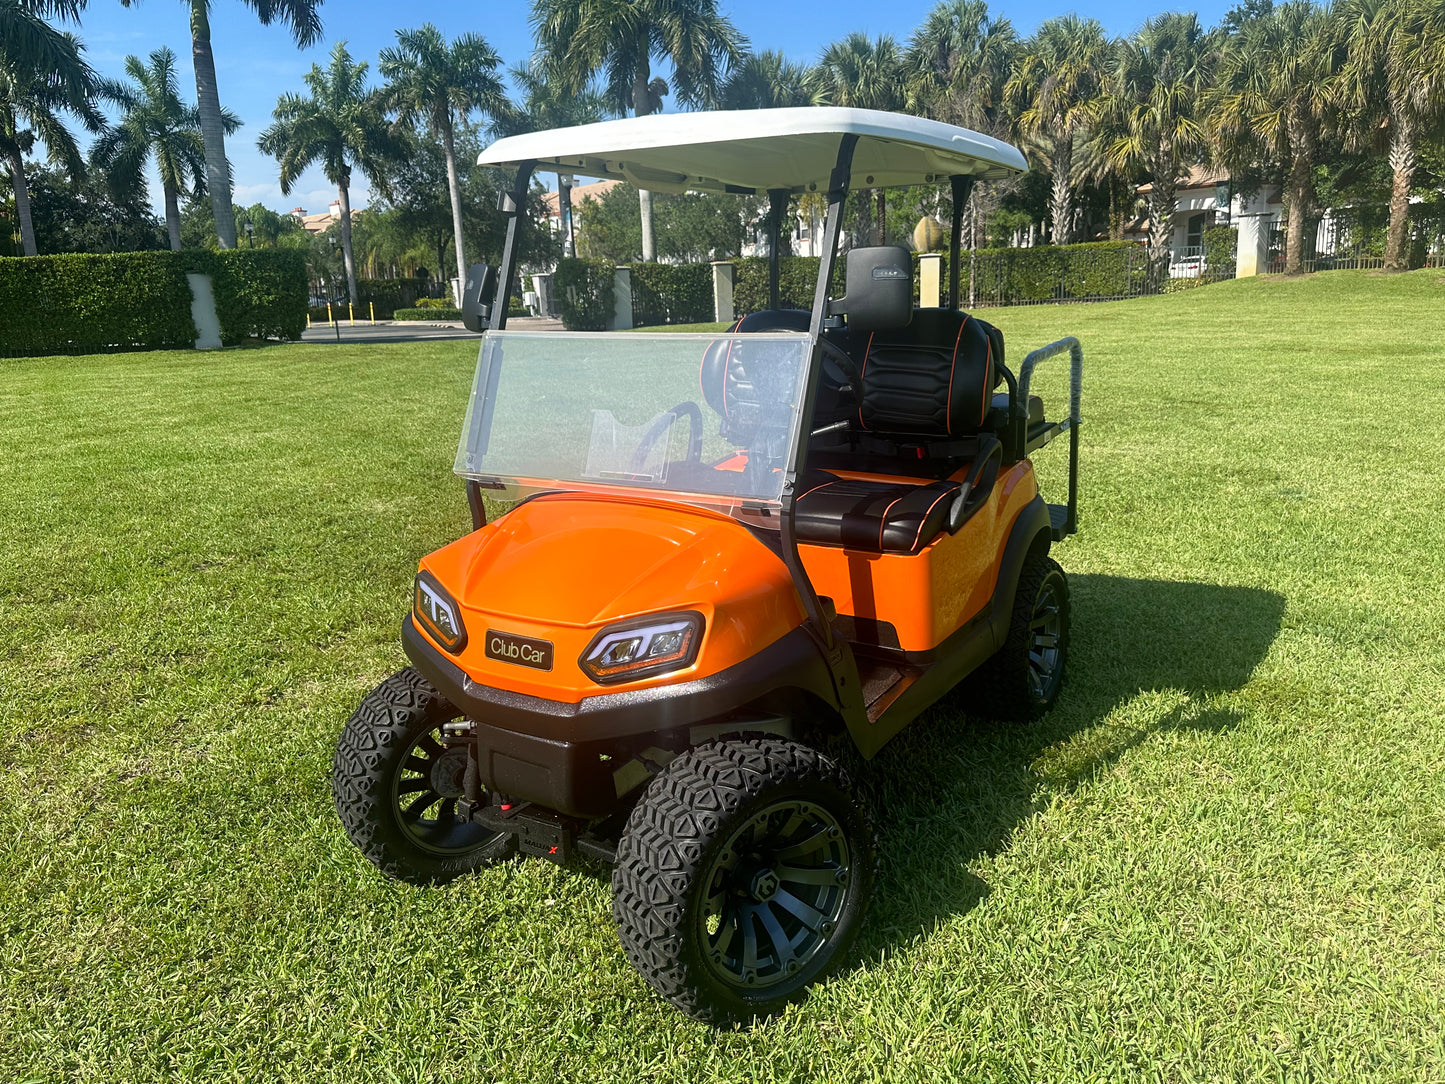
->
856, 308, 998, 440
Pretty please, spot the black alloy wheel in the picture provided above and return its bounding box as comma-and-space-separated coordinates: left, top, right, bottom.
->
333, 668, 513, 884
612, 738, 877, 1024
967, 552, 1071, 721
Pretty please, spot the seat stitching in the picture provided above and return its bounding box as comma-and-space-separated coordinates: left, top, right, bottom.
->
980, 333, 991, 425
856, 332, 874, 430
795, 479, 836, 501
946, 316, 970, 436
877, 495, 906, 551
910, 486, 958, 552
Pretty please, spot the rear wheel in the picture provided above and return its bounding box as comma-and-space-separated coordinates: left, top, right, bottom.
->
612, 738, 876, 1024
969, 553, 1070, 721
332, 667, 513, 884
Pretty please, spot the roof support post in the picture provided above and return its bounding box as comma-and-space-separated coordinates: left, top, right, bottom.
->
777, 134, 866, 733
766, 188, 789, 310
491, 160, 536, 332
948, 174, 975, 311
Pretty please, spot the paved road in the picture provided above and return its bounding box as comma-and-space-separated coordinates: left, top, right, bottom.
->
299, 316, 565, 345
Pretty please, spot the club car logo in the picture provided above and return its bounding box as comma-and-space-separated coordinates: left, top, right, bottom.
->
872, 266, 908, 280
486, 630, 554, 671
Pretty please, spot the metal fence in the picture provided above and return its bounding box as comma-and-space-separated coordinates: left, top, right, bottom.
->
1267, 203, 1445, 273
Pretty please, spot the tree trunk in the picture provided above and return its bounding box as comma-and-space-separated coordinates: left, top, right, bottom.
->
7, 146, 37, 256
1283, 113, 1315, 275
1384, 111, 1416, 272
337, 174, 358, 307
163, 180, 182, 252
1049, 135, 1073, 244
190, 2, 236, 249
632, 64, 656, 262
441, 114, 468, 302
1146, 171, 1177, 283
875, 189, 886, 245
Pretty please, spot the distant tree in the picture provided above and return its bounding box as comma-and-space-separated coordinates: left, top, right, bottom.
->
259, 42, 402, 306
905, 0, 1018, 133
1094, 12, 1212, 274
120, 0, 323, 250
810, 32, 907, 242
493, 59, 610, 258
720, 50, 819, 109
1208, 1, 1344, 273
91, 47, 234, 251
575, 180, 746, 262
0, 16, 99, 255
1335, 0, 1445, 269
22, 162, 165, 252
531, 0, 747, 261
1006, 15, 1113, 243
380, 24, 508, 297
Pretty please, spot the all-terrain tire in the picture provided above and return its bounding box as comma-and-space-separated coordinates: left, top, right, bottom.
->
968, 552, 1070, 721
332, 667, 512, 885
612, 738, 877, 1024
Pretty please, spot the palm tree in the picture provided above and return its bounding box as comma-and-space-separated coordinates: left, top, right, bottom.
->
1208, 1, 1344, 274
379, 24, 507, 300
531, 0, 746, 262
811, 33, 907, 243
1006, 15, 1113, 243
1094, 13, 1212, 275
1, 0, 87, 82
905, 0, 1018, 133
92, 47, 235, 251
0, 19, 98, 255
719, 50, 820, 110
1336, 0, 1445, 270
493, 59, 609, 258
120, 0, 323, 251
259, 42, 401, 307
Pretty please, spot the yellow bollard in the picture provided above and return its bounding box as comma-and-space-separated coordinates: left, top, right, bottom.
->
306, 310, 312, 328
370, 302, 376, 326
349, 302, 355, 327
326, 301, 334, 325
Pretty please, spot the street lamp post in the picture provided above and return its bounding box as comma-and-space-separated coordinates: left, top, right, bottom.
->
243, 220, 254, 247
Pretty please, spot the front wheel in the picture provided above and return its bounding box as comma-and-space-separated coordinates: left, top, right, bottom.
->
332, 667, 513, 885
611, 738, 877, 1024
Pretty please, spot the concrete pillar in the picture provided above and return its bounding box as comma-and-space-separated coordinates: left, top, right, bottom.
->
1236, 214, 1271, 278
711, 261, 735, 323
186, 273, 222, 349
608, 266, 633, 331
918, 253, 942, 308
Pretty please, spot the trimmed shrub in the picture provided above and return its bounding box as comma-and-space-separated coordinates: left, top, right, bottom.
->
393, 306, 463, 320
1204, 226, 1238, 281
628, 262, 713, 326
187, 249, 308, 344
0, 252, 194, 357
733, 256, 844, 314
555, 257, 615, 331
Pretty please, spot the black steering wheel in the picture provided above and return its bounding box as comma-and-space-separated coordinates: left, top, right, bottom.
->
630, 400, 704, 477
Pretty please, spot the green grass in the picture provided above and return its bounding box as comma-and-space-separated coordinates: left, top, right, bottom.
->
4, 270, 1445, 1082
627, 320, 731, 333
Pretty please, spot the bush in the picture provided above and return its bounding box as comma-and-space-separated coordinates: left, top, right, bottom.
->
627, 262, 713, 326
393, 306, 462, 320
186, 249, 308, 344
0, 252, 194, 356
554, 257, 615, 331
356, 277, 425, 318
1204, 226, 1238, 281
733, 256, 844, 314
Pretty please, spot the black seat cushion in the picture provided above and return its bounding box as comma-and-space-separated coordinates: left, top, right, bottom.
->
992, 392, 1044, 425
794, 470, 960, 554
856, 309, 996, 439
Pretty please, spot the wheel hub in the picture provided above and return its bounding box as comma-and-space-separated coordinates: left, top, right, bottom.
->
749, 868, 780, 902
429, 746, 468, 800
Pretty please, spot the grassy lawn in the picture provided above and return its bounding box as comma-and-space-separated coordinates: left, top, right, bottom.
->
3, 270, 1444, 1082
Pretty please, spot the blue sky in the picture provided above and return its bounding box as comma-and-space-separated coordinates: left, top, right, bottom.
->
71, 0, 1233, 217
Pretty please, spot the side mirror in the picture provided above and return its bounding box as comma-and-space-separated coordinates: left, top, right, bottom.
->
836, 246, 913, 332
460, 262, 497, 333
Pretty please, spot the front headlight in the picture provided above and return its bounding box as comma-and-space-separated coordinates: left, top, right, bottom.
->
414, 570, 467, 653
580, 611, 704, 685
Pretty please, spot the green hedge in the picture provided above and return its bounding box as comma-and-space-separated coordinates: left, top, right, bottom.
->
1204, 227, 1238, 281
187, 249, 307, 344
0, 252, 194, 356
393, 307, 463, 320
733, 256, 844, 314
627, 262, 713, 326
0, 249, 307, 357
555, 257, 615, 331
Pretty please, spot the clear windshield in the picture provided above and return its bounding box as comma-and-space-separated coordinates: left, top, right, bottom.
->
455, 331, 813, 515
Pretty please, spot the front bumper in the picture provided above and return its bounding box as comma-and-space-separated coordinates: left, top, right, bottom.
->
401, 616, 836, 817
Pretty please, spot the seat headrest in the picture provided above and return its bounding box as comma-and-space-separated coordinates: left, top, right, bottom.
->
857, 309, 998, 440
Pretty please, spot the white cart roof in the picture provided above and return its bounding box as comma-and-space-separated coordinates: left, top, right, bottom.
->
476, 107, 1028, 195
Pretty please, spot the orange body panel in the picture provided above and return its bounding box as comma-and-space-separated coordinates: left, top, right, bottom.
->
799, 461, 1039, 653
416, 492, 805, 703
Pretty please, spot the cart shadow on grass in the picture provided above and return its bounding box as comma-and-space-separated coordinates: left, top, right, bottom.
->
845, 574, 1286, 958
